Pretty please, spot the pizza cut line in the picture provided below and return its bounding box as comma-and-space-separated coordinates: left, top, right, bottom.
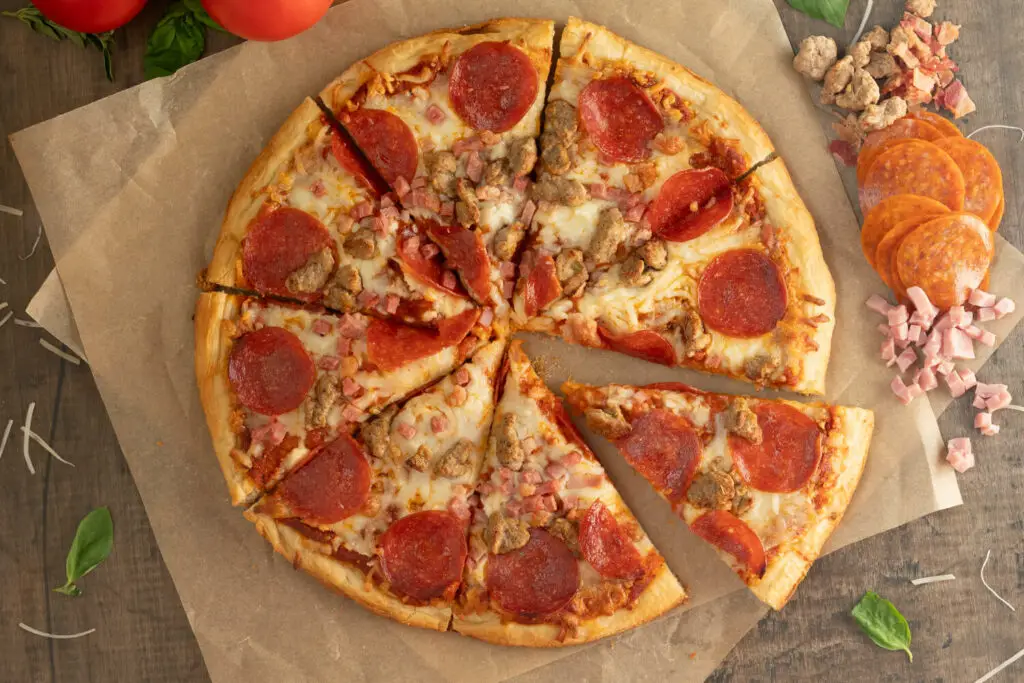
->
195, 17, 873, 646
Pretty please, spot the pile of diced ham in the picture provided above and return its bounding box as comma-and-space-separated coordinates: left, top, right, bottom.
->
867, 286, 1018, 472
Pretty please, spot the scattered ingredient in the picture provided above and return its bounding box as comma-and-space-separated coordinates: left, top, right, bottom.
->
973, 645, 1024, 683
786, 0, 851, 29
2, 7, 115, 81
22, 402, 36, 475
851, 591, 913, 661
28, 0, 145, 33
968, 125, 1024, 142
0, 311, 13, 330
39, 338, 84, 365
910, 573, 956, 585
202, 0, 334, 42
54, 507, 114, 597
18, 622, 96, 639
0, 419, 13, 462
945, 437, 974, 472
0, 203, 24, 217
144, 1, 228, 80
19, 224, 42, 260
849, 0, 875, 46
15, 319, 41, 328
980, 550, 1016, 612
22, 428, 75, 467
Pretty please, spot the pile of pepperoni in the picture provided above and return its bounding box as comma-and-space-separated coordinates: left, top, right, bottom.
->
858, 111, 1004, 308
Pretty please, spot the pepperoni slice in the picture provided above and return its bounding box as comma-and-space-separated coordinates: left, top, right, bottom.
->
366, 308, 480, 372
426, 223, 492, 303
330, 129, 388, 195
578, 501, 644, 580
614, 409, 701, 505
598, 328, 677, 366
729, 403, 821, 493
485, 528, 579, 617
378, 510, 467, 602
523, 252, 562, 317
860, 195, 949, 269
396, 227, 467, 298
697, 249, 787, 338
248, 433, 300, 488
856, 119, 943, 185
872, 214, 945, 292
229, 327, 316, 415
343, 108, 419, 185
448, 42, 538, 133
241, 208, 334, 301
690, 510, 767, 578
578, 76, 664, 163
647, 168, 734, 242
895, 213, 993, 309
906, 110, 962, 138
859, 139, 965, 214
276, 434, 371, 525
933, 137, 1004, 223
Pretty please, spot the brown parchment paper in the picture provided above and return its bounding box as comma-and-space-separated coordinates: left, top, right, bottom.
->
16, 0, 1014, 678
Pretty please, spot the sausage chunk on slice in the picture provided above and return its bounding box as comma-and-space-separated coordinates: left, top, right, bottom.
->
485, 512, 531, 554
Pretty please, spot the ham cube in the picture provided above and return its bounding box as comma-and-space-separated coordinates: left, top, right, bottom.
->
479, 308, 494, 326
907, 287, 939, 321
385, 294, 400, 314
942, 327, 975, 359
318, 355, 341, 371
887, 305, 909, 325
977, 330, 997, 347
520, 469, 542, 485
976, 307, 997, 322
342, 377, 362, 397
896, 347, 918, 372
945, 437, 974, 473
985, 391, 1013, 412
969, 289, 998, 307
341, 404, 363, 423
959, 368, 977, 389
933, 313, 953, 332
945, 371, 968, 398
425, 103, 446, 124
994, 298, 1016, 318
396, 422, 417, 439
453, 367, 471, 386
430, 415, 449, 434
466, 151, 484, 184
949, 306, 973, 328
973, 394, 988, 409
935, 360, 955, 376
935, 21, 961, 46
881, 338, 897, 364
915, 367, 938, 391
562, 451, 583, 467
891, 376, 915, 405
545, 462, 567, 480
892, 322, 910, 342
909, 310, 934, 329
311, 319, 332, 336
907, 324, 923, 345
879, 323, 894, 337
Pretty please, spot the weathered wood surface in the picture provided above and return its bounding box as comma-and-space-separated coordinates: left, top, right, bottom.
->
0, 1, 1020, 680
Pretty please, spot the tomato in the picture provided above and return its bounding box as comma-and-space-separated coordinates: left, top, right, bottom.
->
32, 0, 148, 33
201, 0, 333, 41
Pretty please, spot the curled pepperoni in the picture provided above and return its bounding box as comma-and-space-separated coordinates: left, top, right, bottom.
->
276, 434, 371, 525
860, 195, 949, 269
379, 511, 467, 602
873, 215, 939, 295
578, 501, 644, 580
895, 213, 993, 309
426, 223, 492, 303
522, 252, 562, 317
248, 433, 299, 488
905, 110, 962, 138
859, 139, 965, 214
485, 528, 579, 617
343, 108, 419, 185
598, 328, 677, 366
855, 118, 943, 185
698, 249, 787, 338
614, 409, 701, 505
448, 42, 538, 133
330, 129, 388, 195
367, 308, 480, 372
578, 76, 663, 162
229, 327, 316, 415
396, 227, 467, 298
729, 403, 822, 493
690, 510, 766, 578
933, 137, 1004, 223
241, 208, 334, 301
647, 168, 734, 242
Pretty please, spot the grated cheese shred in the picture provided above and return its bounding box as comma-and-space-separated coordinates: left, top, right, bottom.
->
980, 549, 1016, 612
0, 419, 12, 462
910, 574, 956, 585
22, 402, 35, 475
39, 339, 83, 365
18, 623, 95, 639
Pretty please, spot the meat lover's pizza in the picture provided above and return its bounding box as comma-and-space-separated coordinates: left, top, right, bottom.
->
196, 17, 874, 646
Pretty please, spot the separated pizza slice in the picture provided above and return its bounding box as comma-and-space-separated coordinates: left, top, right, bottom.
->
561, 381, 874, 609
244, 339, 506, 631
195, 291, 487, 505
453, 341, 686, 646
319, 19, 556, 323
207, 97, 479, 325
513, 17, 836, 394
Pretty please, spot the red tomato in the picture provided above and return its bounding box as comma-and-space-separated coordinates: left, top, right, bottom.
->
33, 0, 147, 33
201, 0, 333, 41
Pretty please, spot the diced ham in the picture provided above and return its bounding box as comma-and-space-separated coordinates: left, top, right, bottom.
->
513, 177, 529, 193
935, 360, 955, 376
372, 215, 389, 236
588, 183, 610, 200
562, 451, 583, 466
561, 494, 579, 510
453, 367, 471, 386
959, 368, 977, 389
441, 270, 458, 291
440, 201, 455, 218
867, 294, 895, 316
452, 136, 484, 156
994, 298, 1016, 318
879, 323, 894, 337
974, 411, 1000, 436
341, 377, 361, 398
356, 291, 380, 309
385, 294, 400, 314
478, 481, 496, 496
933, 313, 953, 332
896, 347, 918, 372
499, 478, 514, 496
881, 337, 897, 364
892, 322, 910, 342
976, 382, 1009, 398
910, 68, 938, 94
251, 419, 286, 446
341, 404, 363, 423
915, 367, 938, 391
338, 314, 367, 338
499, 260, 516, 279
907, 324, 923, 345
396, 422, 417, 439
311, 319, 332, 337
309, 179, 326, 198
380, 194, 395, 209
519, 482, 537, 497
430, 415, 449, 434
624, 203, 646, 223
545, 461, 567, 480
505, 499, 522, 517
942, 327, 975, 359
466, 151, 484, 184
945, 437, 974, 473
909, 309, 933, 328
425, 103, 446, 125
523, 495, 546, 512
479, 308, 494, 326
498, 467, 513, 482
350, 201, 374, 220
567, 472, 604, 489
935, 21, 960, 46
521, 469, 542, 484
542, 494, 558, 512
945, 371, 968, 398
968, 289, 998, 308
985, 391, 1013, 412
537, 479, 563, 495
447, 385, 468, 407
380, 205, 400, 222
502, 280, 514, 299
891, 376, 916, 405
520, 199, 537, 225
319, 355, 341, 371
393, 176, 411, 198
973, 394, 988, 409
938, 80, 976, 118
949, 306, 973, 328
976, 307, 997, 322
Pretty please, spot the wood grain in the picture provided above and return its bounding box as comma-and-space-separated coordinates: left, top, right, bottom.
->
1, 0, 1021, 681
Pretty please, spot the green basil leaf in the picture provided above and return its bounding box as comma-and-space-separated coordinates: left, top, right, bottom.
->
786, 0, 851, 29
182, 0, 228, 33
2, 6, 116, 80
54, 507, 114, 597
144, 4, 207, 80
851, 591, 913, 662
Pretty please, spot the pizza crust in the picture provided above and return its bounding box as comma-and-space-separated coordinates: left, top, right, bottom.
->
246, 508, 451, 631
205, 97, 323, 290
194, 291, 259, 506
748, 406, 874, 609
451, 563, 685, 646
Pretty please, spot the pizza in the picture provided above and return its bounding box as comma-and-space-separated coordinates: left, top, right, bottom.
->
511, 17, 836, 395
561, 380, 874, 609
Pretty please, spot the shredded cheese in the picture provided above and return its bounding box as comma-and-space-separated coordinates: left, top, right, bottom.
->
18, 623, 95, 639
910, 574, 956, 585
21, 428, 75, 467
0, 311, 12, 330
980, 549, 1016, 612
0, 277, 5, 285
849, 0, 875, 47
39, 339, 83, 365
22, 402, 35, 475
19, 224, 42, 261
974, 645, 1024, 683
968, 125, 1024, 142
0, 419, 12, 462
0, 204, 24, 217
16, 318, 41, 328
0, 302, 7, 312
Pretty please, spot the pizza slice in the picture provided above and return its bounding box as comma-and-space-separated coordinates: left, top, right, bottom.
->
195, 291, 487, 505
206, 97, 478, 325
512, 17, 836, 394
319, 19, 555, 324
244, 339, 506, 631
453, 341, 686, 645
561, 380, 874, 609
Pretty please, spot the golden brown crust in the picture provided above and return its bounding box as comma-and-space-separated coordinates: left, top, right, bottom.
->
206, 98, 323, 290
451, 564, 685, 646
194, 291, 258, 506
245, 508, 451, 631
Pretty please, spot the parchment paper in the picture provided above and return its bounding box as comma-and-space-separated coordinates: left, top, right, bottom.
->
16, 0, 1013, 679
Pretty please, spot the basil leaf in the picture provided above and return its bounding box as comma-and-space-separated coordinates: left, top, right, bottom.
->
183, 0, 229, 33
144, 2, 207, 80
2, 6, 116, 80
851, 591, 913, 662
54, 507, 114, 597
786, 0, 851, 29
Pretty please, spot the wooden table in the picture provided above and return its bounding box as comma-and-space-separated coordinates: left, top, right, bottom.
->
1, 1, 1021, 680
